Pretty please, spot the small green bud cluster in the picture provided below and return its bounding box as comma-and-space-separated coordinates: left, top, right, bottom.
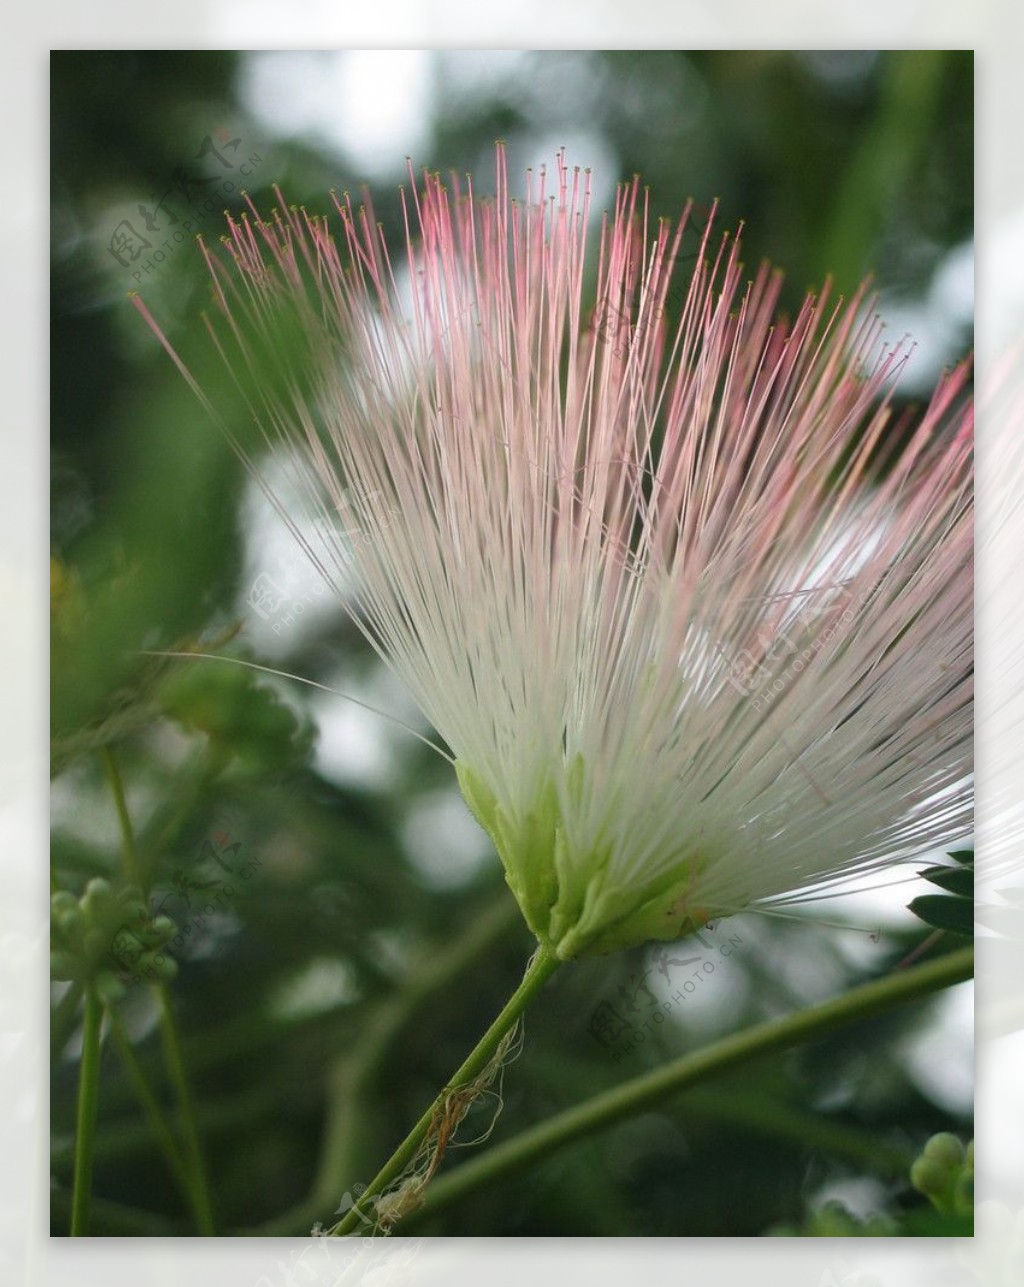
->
910, 1133, 973, 1217
51, 878, 178, 1001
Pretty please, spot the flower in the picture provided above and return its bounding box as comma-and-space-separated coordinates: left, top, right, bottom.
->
135, 148, 973, 961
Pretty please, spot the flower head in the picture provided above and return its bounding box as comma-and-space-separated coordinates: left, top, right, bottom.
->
137, 149, 972, 960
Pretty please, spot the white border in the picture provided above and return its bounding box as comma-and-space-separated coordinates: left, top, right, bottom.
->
8, 6, 1022, 1286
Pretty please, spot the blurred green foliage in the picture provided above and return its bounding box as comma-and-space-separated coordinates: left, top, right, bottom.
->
50, 50, 972, 1237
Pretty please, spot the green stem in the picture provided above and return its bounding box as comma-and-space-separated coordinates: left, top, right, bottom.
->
156, 983, 217, 1235
51, 981, 84, 1061
52, 1087, 273, 1173
527, 1048, 914, 1176
326, 897, 522, 1202
402, 945, 973, 1231
100, 745, 142, 889
677, 1087, 915, 1175
99, 744, 216, 1233
52, 1188, 181, 1236
246, 893, 521, 1236
137, 740, 230, 867
70, 986, 103, 1235
815, 50, 948, 291
106, 1006, 195, 1213
327, 943, 560, 1236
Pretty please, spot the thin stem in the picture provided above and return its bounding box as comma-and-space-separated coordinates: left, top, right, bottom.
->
137, 740, 230, 866
51, 981, 84, 1061
100, 745, 142, 889
246, 893, 521, 1236
528, 1050, 915, 1176
106, 1006, 195, 1215
327, 943, 560, 1236
327, 897, 522, 1200
402, 945, 974, 1230
157, 983, 217, 1235
98, 744, 216, 1232
687, 1087, 915, 1174
70, 986, 103, 1236
52, 1188, 181, 1236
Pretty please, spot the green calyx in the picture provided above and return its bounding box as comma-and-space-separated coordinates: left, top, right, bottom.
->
455, 759, 713, 959
456, 760, 558, 943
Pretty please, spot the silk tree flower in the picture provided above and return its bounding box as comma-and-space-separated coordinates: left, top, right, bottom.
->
136, 150, 972, 962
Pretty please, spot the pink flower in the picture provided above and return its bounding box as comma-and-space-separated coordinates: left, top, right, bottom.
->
136, 148, 972, 959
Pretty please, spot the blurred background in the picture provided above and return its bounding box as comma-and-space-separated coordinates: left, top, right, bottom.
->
50, 50, 973, 1237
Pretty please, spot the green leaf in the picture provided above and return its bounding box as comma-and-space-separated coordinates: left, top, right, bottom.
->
947, 849, 974, 866
920, 866, 974, 897
908, 894, 973, 937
